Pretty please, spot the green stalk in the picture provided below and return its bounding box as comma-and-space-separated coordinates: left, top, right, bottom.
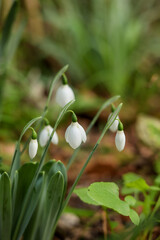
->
66, 95, 120, 170
20, 65, 68, 154
10, 116, 42, 182
52, 103, 122, 235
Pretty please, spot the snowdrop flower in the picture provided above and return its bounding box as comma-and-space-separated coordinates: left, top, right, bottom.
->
55, 74, 75, 107
108, 113, 119, 132
108, 104, 119, 132
115, 122, 126, 152
29, 128, 38, 159
65, 113, 87, 149
39, 125, 58, 147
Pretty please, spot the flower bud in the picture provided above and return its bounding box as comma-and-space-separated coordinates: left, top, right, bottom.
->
115, 122, 125, 151
65, 119, 87, 149
39, 125, 58, 147
29, 139, 38, 159
55, 76, 75, 107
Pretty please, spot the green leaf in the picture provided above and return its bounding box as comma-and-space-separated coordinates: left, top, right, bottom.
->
12, 162, 44, 240
124, 195, 136, 206
74, 188, 99, 206
126, 178, 150, 192
88, 182, 130, 216
0, 1, 18, 58
41, 172, 64, 240
129, 209, 140, 225
123, 172, 150, 192
0, 172, 12, 240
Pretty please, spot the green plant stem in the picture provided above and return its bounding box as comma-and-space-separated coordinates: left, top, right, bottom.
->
151, 195, 160, 217
66, 95, 120, 170
52, 103, 122, 235
20, 65, 68, 155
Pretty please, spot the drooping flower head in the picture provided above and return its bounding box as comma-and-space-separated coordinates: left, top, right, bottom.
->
65, 112, 87, 149
29, 128, 38, 159
55, 74, 75, 107
115, 121, 126, 152
108, 104, 119, 132
39, 119, 58, 147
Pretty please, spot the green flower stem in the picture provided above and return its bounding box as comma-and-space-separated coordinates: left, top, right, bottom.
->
52, 103, 122, 234
10, 116, 42, 182
20, 65, 68, 155
66, 95, 120, 170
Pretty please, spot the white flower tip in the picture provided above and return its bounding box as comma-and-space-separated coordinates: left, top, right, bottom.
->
55, 85, 75, 107
65, 122, 87, 149
115, 130, 125, 152
108, 114, 119, 132
29, 139, 38, 159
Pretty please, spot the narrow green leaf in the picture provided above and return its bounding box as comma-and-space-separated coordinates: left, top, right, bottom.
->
86, 95, 120, 134
74, 187, 99, 206
0, 1, 18, 58
42, 172, 64, 240
88, 182, 130, 216
129, 209, 140, 225
12, 162, 44, 240
0, 172, 12, 240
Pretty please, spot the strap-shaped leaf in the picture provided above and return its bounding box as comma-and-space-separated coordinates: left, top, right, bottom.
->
12, 162, 44, 240
0, 1, 18, 58
42, 171, 64, 240
0, 172, 12, 240
24, 161, 66, 240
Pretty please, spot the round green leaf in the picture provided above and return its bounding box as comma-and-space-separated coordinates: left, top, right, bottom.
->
88, 182, 130, 216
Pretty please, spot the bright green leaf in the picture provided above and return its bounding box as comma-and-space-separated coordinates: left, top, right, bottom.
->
74, 188, 99, 206
88, 182, 130, 216
124, 195, 136, 206
129, 209, 140, 225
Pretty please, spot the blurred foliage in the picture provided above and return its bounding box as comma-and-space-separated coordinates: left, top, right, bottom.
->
37, 0, 160, 98
1, 0, 160, 139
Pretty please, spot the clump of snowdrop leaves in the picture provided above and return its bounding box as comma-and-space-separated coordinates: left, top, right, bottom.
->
39, 121, 58, 147
115, 121, 126, 152
108, 104, 119, 132
55, 74, 75, 107
29, 128, 38, 159
65, 112, 87, 149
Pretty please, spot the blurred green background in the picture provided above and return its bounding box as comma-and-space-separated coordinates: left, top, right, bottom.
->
0, 0, 160, 140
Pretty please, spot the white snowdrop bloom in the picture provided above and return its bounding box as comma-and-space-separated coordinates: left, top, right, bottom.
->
29, 139, 38, 159
39, 125, 59, 147
108, 113, 119, 132
55, 84, 75, 107
65, 122, 87, 149
115, 130, 126, 152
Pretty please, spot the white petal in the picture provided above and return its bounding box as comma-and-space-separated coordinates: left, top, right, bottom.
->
115, 130, 126, 152
51, 131, 59, 145
67, 123, 82, 149
29, 139, 38, 159
65, 124, 72, 143
108, 113, 119, 132
39, 128, 49, 147
77, 122, 87, 143
55, 85, 75, 107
